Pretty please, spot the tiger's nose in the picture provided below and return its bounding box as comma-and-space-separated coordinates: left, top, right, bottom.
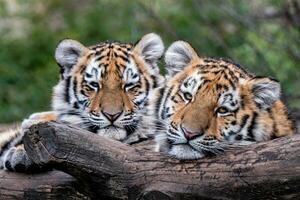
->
102, 111, 123, 122
181, 126, 202, 140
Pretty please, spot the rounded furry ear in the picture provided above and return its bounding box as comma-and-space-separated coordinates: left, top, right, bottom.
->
165, 41, 199, 76
248, 77, 281, 109
55, 39, 88, 78
134, 33, 164, 64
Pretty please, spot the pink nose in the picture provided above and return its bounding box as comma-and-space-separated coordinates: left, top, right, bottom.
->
182, 127, 200, 140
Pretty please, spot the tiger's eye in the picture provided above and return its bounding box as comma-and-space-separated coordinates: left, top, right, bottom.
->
216, 107, 229, 114
89, 81, 99, 88
129, 86, 139, 94
125, 83, 141, 93
183, 92, 193, 101
83, 85, 94, 92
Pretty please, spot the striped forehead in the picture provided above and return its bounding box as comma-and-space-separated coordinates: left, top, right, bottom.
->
170, 66, 241, 98
89, 42, 133, 56
82, 42, 133, 78
179, 71, 202, 94
84, 54, 139, 82
197, 59, 251, 82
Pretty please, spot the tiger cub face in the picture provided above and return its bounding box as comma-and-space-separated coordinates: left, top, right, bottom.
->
53, 33, 164, 143
155, 41, 294, 159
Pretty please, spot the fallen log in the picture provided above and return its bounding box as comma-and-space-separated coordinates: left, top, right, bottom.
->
1, 121, 300, 199
0, 170, 88, 199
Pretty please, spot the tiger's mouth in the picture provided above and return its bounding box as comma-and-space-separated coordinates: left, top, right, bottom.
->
166, 127, 224, 158
87, 119, 139, 140
171, 141, 222, 156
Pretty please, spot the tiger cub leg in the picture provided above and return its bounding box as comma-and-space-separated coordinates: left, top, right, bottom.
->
0, 111, 57, 172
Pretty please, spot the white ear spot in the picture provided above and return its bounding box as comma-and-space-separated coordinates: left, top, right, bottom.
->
250, 77, 281, 109
134, 33, 164, 64
164, 41, 198, 76
55, 39, 88, 78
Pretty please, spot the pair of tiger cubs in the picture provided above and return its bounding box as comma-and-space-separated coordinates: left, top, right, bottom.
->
0, 33, 295, 172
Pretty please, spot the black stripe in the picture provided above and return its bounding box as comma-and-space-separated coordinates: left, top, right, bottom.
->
95, 49, 105, 55
96, 55, 106, 61
64, 77, 71, 103
223, 84, 229, 91
268, 108, 278, 138
151, 75, 157, 88
122, 50, 129, 58
80, 65, 87, 74
85, 73, 93, 78
118, 54, 129, 63
87, 125, 100, 133
73, 77, 79, 103
124, 82, 137, 89
73, 102, 79, 109
0, 141, 12, 157
228, 79, 235, 89
57, 63, 65, 79
113, 51, 119, 57
239, 114, 250, 132
144, 78, 150, 97
134, 99, 144, 107
235, 134, 242, 140
161, 86, 173, 119
247, 112, 258, 141
240, 95, 245, 109
86, 53, 93, 59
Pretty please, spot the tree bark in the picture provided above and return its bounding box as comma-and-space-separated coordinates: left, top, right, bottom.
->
0, 170, 89, 199
1, 121, 300, 200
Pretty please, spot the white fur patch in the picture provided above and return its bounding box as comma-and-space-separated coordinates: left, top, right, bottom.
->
169, 145, 205, 160
85, 58, 103, 82
252, 80, 280, 109
165, 41, 197, 76
217, 89, 240, 113
123, 59, 140, 86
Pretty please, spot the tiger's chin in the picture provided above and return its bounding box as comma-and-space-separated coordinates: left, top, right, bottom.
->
168, 144, 205, 160
97, 126, 128, 141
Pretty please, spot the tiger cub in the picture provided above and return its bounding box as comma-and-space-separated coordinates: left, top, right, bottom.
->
155, 41, 294, 160
0, 33, 164, 171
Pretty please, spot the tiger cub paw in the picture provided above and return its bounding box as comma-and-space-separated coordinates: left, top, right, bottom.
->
3, 145, 34, 172
21, 111, 57, 134
3, 144, 49, 172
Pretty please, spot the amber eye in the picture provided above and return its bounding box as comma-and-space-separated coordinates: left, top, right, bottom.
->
183, 92, 193, 101
125, 84, 141, 94
216, 106, 230, 115
83, 85, 95, 93
89, 81, 99, 88
128, 86, 139, 93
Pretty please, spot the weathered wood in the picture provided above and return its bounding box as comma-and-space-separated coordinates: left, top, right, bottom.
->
0, 170, 89, 199
10, 121, 299, 200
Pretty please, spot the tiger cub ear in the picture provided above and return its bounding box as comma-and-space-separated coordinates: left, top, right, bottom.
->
247, 77, 281, 109
165, 41, 199, 76
134, 33, 164, 65
55, 39, 88, 79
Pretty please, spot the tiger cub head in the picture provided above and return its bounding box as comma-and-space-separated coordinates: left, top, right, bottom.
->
155, 41, 294, 159
52, 33, 164, 143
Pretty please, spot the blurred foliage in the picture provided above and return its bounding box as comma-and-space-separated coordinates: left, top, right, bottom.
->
0, 0, 299, 122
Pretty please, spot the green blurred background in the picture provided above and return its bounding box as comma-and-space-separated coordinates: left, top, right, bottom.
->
0, 0, 299, 123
